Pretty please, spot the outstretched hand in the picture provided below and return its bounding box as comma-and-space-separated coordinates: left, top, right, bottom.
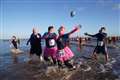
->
84, 32, 88, 35
78, 24, 82, 28
74, 24, 82, 31
77, 24, 82, 29
69, 24, 82, 35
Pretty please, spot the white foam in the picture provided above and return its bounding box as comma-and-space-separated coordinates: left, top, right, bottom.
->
11, 48, 23, 54
105, 62, 112, 69
24, 57, 31, 62
40, 56, 44, 62
82, 66, 91, 72
110, 58, 117, 64
97, 64, 107, 73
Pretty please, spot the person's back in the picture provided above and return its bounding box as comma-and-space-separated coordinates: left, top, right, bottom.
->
29, 33, 41, 47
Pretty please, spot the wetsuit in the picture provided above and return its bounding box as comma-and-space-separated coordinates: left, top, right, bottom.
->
89, 32, 107, 55
12, 39, 18, 49
27, 33, 42, 56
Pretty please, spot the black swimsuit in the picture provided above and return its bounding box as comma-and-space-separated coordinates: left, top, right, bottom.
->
12, 39, 18, 49
93, 32, 107, 54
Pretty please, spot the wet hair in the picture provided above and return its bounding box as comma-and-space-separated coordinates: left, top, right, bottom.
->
12, 36, 16, 39
101, 27, 106, 30
48, 26, 54, 31
58, 26, 65, 32
99, 27, 106, 33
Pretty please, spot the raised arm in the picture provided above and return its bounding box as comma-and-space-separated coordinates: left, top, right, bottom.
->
68, 25, 81, 35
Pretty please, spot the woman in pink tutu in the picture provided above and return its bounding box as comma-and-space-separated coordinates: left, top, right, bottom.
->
56, 25, 81, 69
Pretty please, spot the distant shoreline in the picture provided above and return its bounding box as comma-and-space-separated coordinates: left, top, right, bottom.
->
0, 35, 120, 40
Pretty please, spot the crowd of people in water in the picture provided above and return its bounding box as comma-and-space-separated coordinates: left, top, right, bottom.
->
10, 25, 120, 70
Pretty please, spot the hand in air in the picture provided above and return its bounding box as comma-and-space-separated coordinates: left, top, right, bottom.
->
84, 32, 88, 35
74, 24, 82, 31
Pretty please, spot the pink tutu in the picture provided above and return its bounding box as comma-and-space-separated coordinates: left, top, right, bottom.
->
57, 46, 74, 62
44, 47, 57, 59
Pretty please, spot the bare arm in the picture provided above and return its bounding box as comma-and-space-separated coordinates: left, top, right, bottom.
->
26, 38, 30, 45
84, 32, 97, 37
26, 35, 32, 45
68, 25, 81, 35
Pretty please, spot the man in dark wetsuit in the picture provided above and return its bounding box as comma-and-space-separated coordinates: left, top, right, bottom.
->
84, 27, 109, 63
11, 36, 18, 49
27, 28, 42, 61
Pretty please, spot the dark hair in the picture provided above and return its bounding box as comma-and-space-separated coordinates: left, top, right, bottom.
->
99, 27, 106, 33
58, 26, 64, 32
101, 27, 106, 30
48, 26, 54, 31
12, 36, 16, 39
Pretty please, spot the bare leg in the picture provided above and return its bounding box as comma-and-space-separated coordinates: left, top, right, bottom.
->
91, 50, 98, 62
105, 53, 109, 63
13, 54, 18, 63
93, 52, 98, 61
29, 53, 33, 59
28, 53, 33, 63
105, 47, 109, 63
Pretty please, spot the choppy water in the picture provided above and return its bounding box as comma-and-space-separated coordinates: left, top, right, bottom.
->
0, 39, 120, 78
